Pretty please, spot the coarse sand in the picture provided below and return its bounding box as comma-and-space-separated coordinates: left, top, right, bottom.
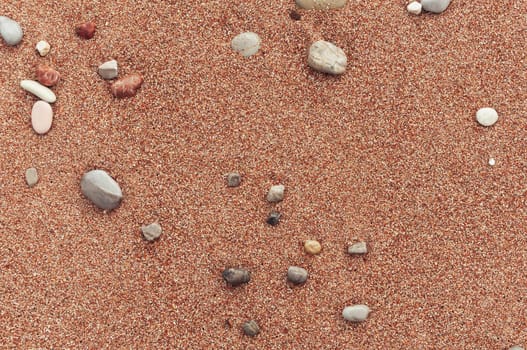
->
1, 0, 527, 348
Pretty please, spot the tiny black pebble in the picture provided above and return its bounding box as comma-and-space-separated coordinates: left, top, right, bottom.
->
266, 212, 281, 226
289, 10, 301, 21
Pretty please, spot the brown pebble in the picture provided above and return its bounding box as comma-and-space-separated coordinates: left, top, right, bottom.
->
222, 268, 250, 286
226, 172, 241, 187
76, 22, 96, 39
111, 74, 144, 98
287, 266, 308, 285
36, 65, 60, 87
289, 10, 301, 20
304, 240, 321, 255
242, 320, 260, 337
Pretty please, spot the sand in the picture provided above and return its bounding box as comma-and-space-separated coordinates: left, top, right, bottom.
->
1, 0, 526, 348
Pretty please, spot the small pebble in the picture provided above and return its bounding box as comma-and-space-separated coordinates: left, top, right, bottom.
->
0, 16, 23, 46
488, 158, 495, 166
222, 268, 250, 286
348, 241, 368, 255
76, 22, 96, 39
509, 346, 524, 350
476, 107, 498, 127
111, 74, 143, 98
289, 10, 302, 20
295, 0, 348, 10
342, 304, 371, 322
231, 32, 261, 57
304, 240, 322, 255
226, 172, 241, 187
80, 169, 123, 211
141, 222, 162, 241
407, 1, 422, 15
20, 80, 57, 103
287, 266, 308, 285
266, 211, 281, 226
242, 320, 260, 337
35, 40, 50, 56
36, 64, 60, 87
421, 0, 451, 14
308, 40, 347, 75
25, 167, 38, 187
98, 59, 118, 80
267, 184, 285, 203
31, 100, 53, 135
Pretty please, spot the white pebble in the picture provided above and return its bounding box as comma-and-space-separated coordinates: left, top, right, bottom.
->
31, 100, 53, 135
476, 107, 498, 127
98, 59, 118, 80
20, 80, 56, 103
407, 1, 422, 15
267, 184, 285, 203
81, 169, 123, 211
35, 40, 50, 56
0, 16, 23, 46
295, 0, 347, 10
342, 304, 371, 322
348, 241, 368, 255
141, 222, 162, 241
421, 0, 451, 13
509, 346, 524, 350
25, 167, 38, 187
308, 40, 347, 75
488, 158, 495, 166
231, 32, 261, 57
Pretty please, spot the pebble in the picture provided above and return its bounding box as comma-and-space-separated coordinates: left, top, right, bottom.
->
141, 222, 162, 241
266, 211, 281, 226
488, 158, 496, 166
242, 320, 260, 337
509, 346, 524, 350
287, 266, 308, 285
421, 0, 451, 14
76, 22, 96, 39
226, 172, 241, 187
25, 167, 38, 187
80, 169, 123, 211
304, 240, 322, 255
407, 1, 422, 15
222, 268, 251, 286
308, 40, 347, 75
342, 304, 371, 322
111, 74, 143, 98
0, 16, 23, 46
267, 184, 285, 203
289, 10, 302, 20
35, 40, 50, 56
476, 107, 498, 126
36, 64, 60, 87
348, 241, 368, 255
231, 32, 261, 57
98, 60, 118, 80
31, 100, 53, 135
295, 0, 348, 10
20, 80, 57, 103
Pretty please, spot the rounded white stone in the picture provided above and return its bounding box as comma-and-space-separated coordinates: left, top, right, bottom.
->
407, 1, 422, 15
231, 32, 261, 57
35, 40, 50, 56
31, 100, 53, 134
295, 0, 347, 10
308, 40, 347, 75
0, 16, 23, 46
509, 346, 524, 350
20, 80, 57, 103
267, 184, 285, 203
98, 59, 119, 80
81, 169, 123, 210
488, 158, 496, 166
342, 304, 371, 322
421, 0, 451, 14
141, 222, 162, 241
476, 107, 498, 126
25, 167, 39, 187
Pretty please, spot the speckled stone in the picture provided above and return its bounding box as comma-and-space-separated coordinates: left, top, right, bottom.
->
226, 172, 241, 187
348, 241, 368, 255
0, 16, 23, 46
308, 40, 347, 75
421, 0, 451, 14
304, 240, 322, 255
80, 169, 123, 211
287, 266, 308, 285
25, 167, 38, 187
267, 184, 285, 202
231, 32, 261, 57
222, 268, 250, 286
342, 304, 371, 322
242, 320, 260, 337
141, 222, 162, 241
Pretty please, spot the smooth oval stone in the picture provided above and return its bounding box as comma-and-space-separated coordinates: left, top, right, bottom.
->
81, 169, 123, 210
308, 40, 347, 75
421, 0, 451, 14
509, 346, 524, 350
31, 100, 53, 134
222, 268, 251, 286
296, 0, 347, 10
287, 266, 308, 285
20, 80, 56, 103
231, 32, 261, 57
476, 107, 498, 126
304, 240, 322, 255
25, 167, 38, 187
98, 59, 118, 80
0, 16, 23, 46
267, 184, 285, 202
342, 304, 371, 322
407, 1, 422, 15
141, 222, 162, 241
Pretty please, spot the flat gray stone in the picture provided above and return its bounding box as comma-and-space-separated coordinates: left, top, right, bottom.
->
25, 167, 38, 187
98, 60, 118, 80
421, 0, 451, 14
0, 16, 23, 46
287, 266, 308, 285
81, 169, 122, 210
342, 304, 371, 322
348, 241, 368, 255
141, 222, 162, 241
231, 32, 261, 57
308, 40, 347, 75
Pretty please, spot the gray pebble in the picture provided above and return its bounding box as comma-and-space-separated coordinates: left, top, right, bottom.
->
421, 0, 451, 13
287, 266, 308, 285
222, 268, 251, 286
141, 222, 162, 241
348, 241, 368, 255
242, 320, 260, 337
308, 40, 347, 75
25, 167, 38, 187
295, 0, 347, 10
98, 59, 118, 80
509, 346, 524, 350
0, 16, 23, 46
342, 304, 371, 322
231, 32, 261, 57
80, 169, 123, 211
226, 172, 241, 187
267, 184, 285, 202
266, 211, 281, 226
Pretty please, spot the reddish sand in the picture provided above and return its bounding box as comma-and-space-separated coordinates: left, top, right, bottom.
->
1, 1, 526, 348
